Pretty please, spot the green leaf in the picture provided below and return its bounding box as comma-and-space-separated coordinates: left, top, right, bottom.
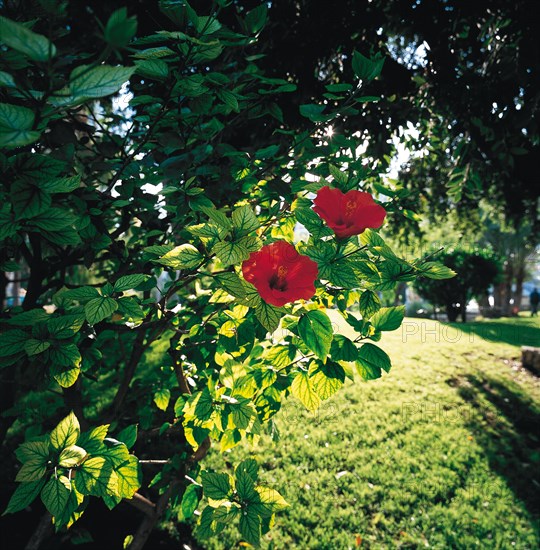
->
58, 445, 87, 468
329, 334, 357, 361
49, 343, 81, 367
213, 240, 251, 267
85, 296, 117, 325
11, 180, 51, 219
3, 478, 45, 515
51, 363, 81, 388
255, 302, 282, 333
238, 507, 262, 546
157, 244, 203, 269
116, 425, 137, 450
419, 261, 457, 280
6, 309, 49, 326
297, 310, 334, 361
201, 471, 232, 500
215, 272, 246, 299
310, 361, 345, 400
15, 460, 47, 482
105, 7, 137, 48
28, 207, 75, 232
40, 175, 81, 194
251, 486, 289, 517
179, 484, 202, 520
299, 103, 327, 122
61, 286, 101, 303
135, 59, 169, 80
356, 343, 391, 380
50, 412, 80, 452
15, 440, 49, 464
229, 398, 255, 430
291, 371, 320, 411
232, 205, 259, 237
352, 50, 384, 81
75, 457, 117, 497
115, 455, 141, 499
235, 468, 257, 501
41, 476, 71, 517
0, 15, 57, 61
52, 65, 136, 107
370, 306, 405, 331
153, 388, 171, 411
24, 338, 50, 356
199, 206, 231, 229
236, 459, 259, 482
47, 314, 85, 339
359, 290, 381, 319
0, 103, 40, 148
0, 70, 16, 88
0, 329, 28, 357
113, 274, 149, 292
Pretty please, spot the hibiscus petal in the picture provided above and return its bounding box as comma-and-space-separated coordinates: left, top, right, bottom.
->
313, 186, 344, 223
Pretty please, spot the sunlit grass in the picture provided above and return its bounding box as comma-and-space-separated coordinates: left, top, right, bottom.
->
196, 315, 540, 549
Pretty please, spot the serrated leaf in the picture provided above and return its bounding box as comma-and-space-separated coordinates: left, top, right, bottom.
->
238, 507, 262, 545
215, 272, 246, 299
28, 208, 75, 231
84, 297, 117, 325
370, 306, 405, 331
6, 309, 50, 326
419, 261, 457, 280
15, 460, 47, 482
0, 329, 28, 356
297, 310, 333, 361
213, 240, 251, 267
200, 206, 231, 229
329, 334, 357, 361
310, 361, 345, 400
201, 471, 232, 500
75, 457, 117, 497
157, 244, 203, 270
291, 371, 320, 411
11, 180, 51, 219
0, 15, 56, 61
236, 459, 258, 482
229, 398, 255, 430
15, 440, 50, 464
255, 302, 282, 333
47, 314, 85, 339
0, 103, 40, 148
235, 468, 257, 501
3, 478, 45, 515
115, 455, 141, 499
356, 343, 391, 380
24, 338, 50, 356
232, 205, 258, 237
41, 476, 71, 517
51, 363, 81, 388
359, 290, 381, 319
49, 343, 81, 367
58, 445, 87, 468
50, 412, 80, 452
251, 486, 289, 517
60, 286, 101, 302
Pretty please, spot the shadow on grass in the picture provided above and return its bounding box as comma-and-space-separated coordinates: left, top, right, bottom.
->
455, 372, 540, 530
445, 319, 540, 348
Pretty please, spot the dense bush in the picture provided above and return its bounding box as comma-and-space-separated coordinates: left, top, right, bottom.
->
0, 2, 452, 547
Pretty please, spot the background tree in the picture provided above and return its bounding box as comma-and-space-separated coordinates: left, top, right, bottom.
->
415, 249, 502, 322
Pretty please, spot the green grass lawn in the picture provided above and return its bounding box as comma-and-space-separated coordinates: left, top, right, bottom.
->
195, 315, 540, 549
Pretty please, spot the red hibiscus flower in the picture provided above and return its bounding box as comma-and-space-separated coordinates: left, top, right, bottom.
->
313, 186, 386, 239
242, 241, 318, 307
